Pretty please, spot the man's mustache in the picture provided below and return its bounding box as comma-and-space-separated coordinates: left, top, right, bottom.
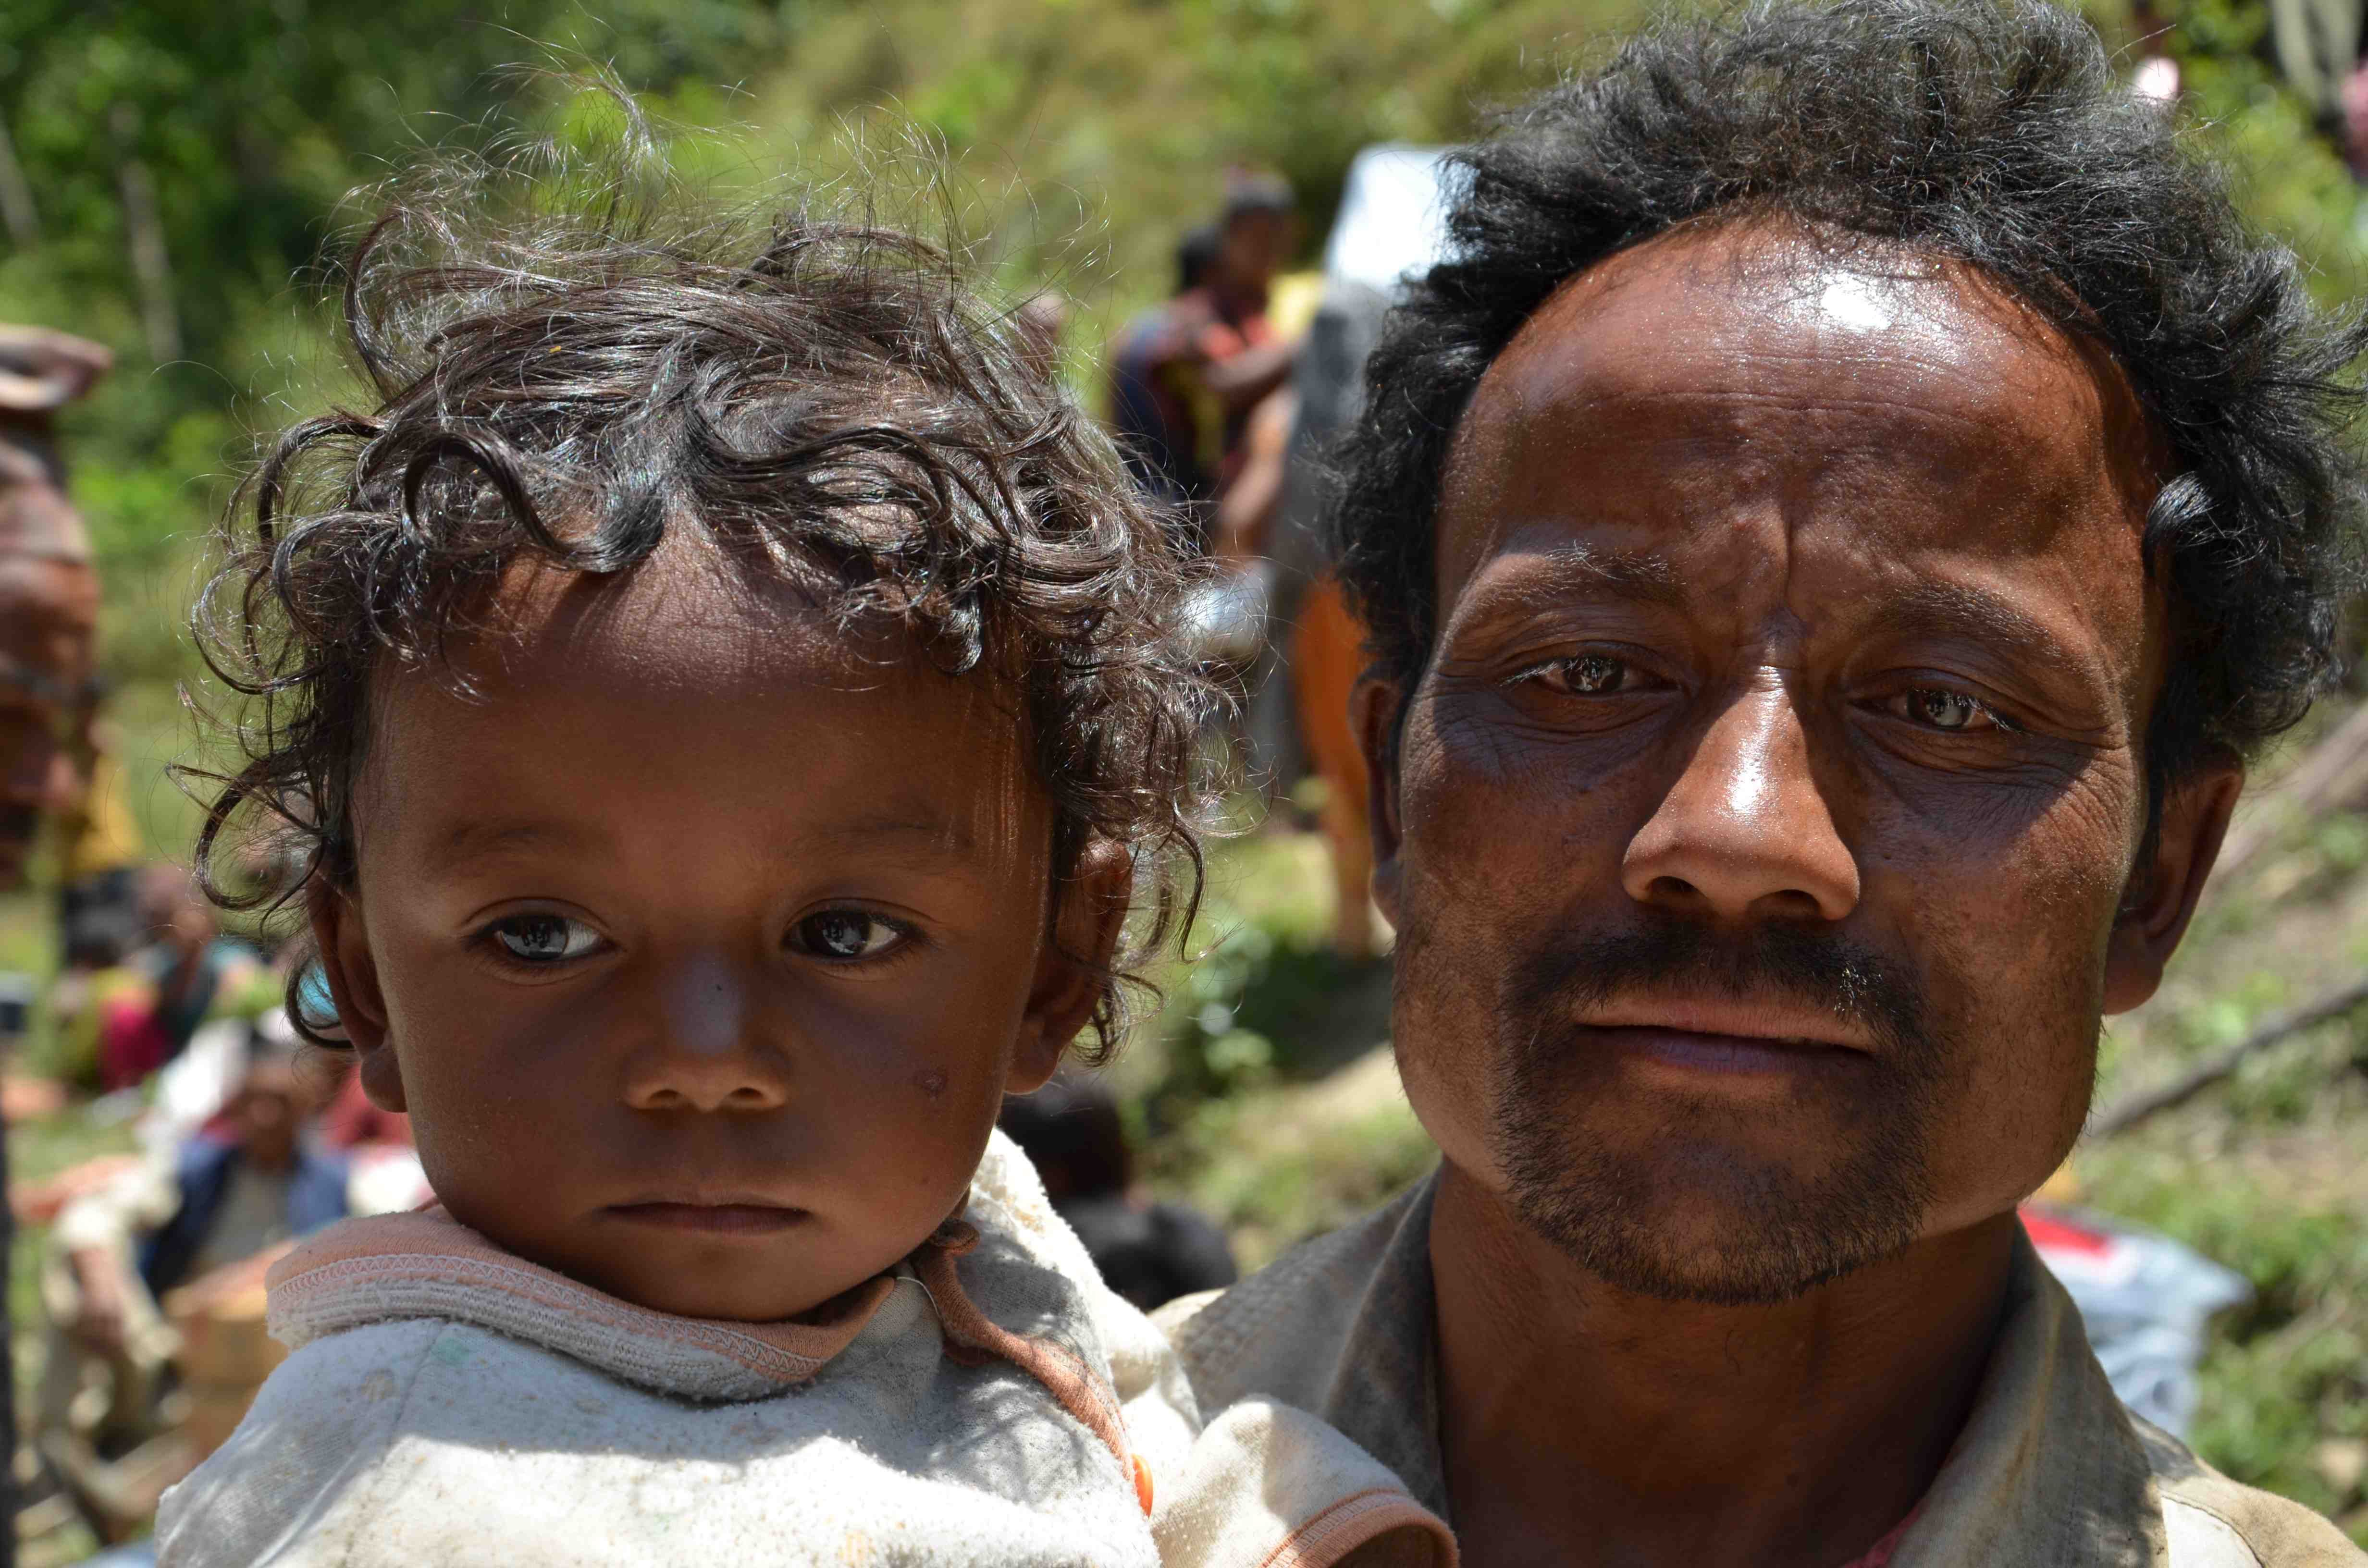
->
1505, 916, 1935, 1063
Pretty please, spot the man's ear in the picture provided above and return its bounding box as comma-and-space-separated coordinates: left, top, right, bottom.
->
2102, 756, 2243, 1015
309, 882, 405, 1112
1351, 671, 1406, 928
1012, 838, 1134, 1093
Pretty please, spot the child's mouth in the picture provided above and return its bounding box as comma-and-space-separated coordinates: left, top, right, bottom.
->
605, 1201, 810, 1235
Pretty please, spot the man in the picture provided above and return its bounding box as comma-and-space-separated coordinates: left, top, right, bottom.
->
1107, 174, 1301, 541
0, 323, 108, 1566
1159, 3, 2368, 1564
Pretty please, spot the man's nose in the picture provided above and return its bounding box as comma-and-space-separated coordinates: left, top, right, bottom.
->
621, 953, 792, 1114
1619, 679, 1860, 924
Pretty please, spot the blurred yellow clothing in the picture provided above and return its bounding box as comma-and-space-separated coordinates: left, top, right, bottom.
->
1266, 271, 1324, 339
61, 750, 141, 881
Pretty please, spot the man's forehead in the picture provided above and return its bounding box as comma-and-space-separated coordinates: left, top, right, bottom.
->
1436, 221, 2166, 599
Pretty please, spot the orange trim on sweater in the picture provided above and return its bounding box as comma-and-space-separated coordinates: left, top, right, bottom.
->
913, 1217, 1147, 1512
1256, 1486, 1458, 1568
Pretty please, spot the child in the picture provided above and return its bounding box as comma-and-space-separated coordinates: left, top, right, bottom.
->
154, 118, 1453, 1568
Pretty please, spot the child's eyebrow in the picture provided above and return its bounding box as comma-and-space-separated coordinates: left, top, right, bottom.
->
814, 814, 982, 860
419, 814, 986, 876
422, 819, 599, 874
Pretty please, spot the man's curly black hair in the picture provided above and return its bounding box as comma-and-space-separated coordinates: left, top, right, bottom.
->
1335, 0, 2368, 817
194, 115, 1211, 1057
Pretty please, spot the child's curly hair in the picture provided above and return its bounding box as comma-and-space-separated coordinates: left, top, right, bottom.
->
193, 115, 1213, 1058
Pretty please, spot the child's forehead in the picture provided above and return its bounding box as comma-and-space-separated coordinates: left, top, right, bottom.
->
359, 536, 1047, 849
473, 539, 883, 684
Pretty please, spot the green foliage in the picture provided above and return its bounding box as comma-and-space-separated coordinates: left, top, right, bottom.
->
0, 0, 799, 687
550, 0, 1622, 346
1142, 831, 1396, 1117
2084, 1147, 2368, 1527
2141, 0, 2368, 303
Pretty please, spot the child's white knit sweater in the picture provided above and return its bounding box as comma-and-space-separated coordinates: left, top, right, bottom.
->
155, 1131, 1453, 1568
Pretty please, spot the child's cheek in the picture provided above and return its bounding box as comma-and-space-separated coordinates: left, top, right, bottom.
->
801, 990, 1016, 1208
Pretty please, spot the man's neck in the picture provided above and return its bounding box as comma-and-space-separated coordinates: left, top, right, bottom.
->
1428, 1165, 2017, 1568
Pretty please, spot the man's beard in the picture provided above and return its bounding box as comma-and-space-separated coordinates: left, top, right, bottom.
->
1473, 916, 1952, 1306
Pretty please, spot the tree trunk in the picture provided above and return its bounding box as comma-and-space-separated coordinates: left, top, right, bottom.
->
111, 106, 179, 364
0, 118, 38, 248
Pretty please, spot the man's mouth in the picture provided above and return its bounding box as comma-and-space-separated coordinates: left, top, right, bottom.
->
1585, 1025, 1859, 1076
604, 1198, 810, 1235
1575, 997, 1873, 1075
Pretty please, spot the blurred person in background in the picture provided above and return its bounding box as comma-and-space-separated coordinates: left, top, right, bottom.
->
1218, 147, 1455, 953
0, 326, 106, 884
98, 867, 264, 1090
1107, 175, 1304, 547
0, 322, 111, 1566
41, 1036, 347, 1519
54, 713, 143, 977
998, 1077, 1235, 1311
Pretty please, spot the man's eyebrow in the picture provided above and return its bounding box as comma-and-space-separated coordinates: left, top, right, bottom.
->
1455, 543, 1687, 620
1868, 581, 2084, 668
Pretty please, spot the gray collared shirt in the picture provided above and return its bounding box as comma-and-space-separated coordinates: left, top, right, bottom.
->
1159, 1169, 2364, 1566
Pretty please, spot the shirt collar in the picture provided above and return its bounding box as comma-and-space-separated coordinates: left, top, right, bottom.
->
1330, 1181, 2164, 1563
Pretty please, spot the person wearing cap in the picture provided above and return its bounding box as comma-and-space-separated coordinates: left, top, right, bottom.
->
0, 326, 107, 886
0, 323, 108, 1559
1107, 175, 1304, 547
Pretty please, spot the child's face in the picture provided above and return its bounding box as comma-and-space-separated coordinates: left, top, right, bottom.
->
315, 545, 1118, 1321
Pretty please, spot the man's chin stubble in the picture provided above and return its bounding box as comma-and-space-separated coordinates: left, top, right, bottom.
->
1490, 1088, 1939, 1306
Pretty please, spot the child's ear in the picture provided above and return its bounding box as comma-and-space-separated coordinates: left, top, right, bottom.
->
1012, 838, 1134, 1094
309, 882, 406, 1113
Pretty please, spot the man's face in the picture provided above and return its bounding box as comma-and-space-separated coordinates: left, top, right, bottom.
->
1217, 209, 1295, 294
0, 556, 98, 885
1373, 222, 2200, 1304
233, 1061, 312, 1170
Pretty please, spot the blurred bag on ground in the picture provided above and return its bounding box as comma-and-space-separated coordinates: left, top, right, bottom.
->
2023, 1202, 2252, 1439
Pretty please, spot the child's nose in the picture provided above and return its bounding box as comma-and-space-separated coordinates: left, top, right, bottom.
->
621, 952, 792, 1114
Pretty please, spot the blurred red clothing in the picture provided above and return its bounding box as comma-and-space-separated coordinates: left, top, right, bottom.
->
317, 1068, 410, 1149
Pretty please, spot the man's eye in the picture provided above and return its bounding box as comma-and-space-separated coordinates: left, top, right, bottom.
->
792, 911, 906, 961
487, 914, 604, 964
1517, 654, 1632, 694
1901, 687, 2007, 733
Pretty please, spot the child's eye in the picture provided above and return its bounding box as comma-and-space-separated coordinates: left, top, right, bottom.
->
485, 913, 606, 964
790, 910, 908, 962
